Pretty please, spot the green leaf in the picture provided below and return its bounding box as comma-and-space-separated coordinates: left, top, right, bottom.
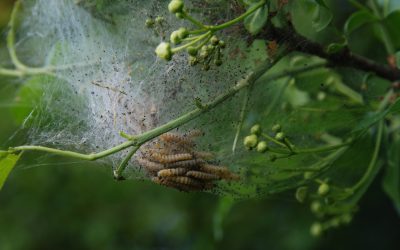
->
383, 133, 400, 214
351, 98, 400, 136
11, 75, 46, 124
312, 0, 332, 32
396, 51, 400, 69
326, 42, 346, 54
383, 10, 400, 49
344, 10, 378, 36
0, 152, 21, 191
244, 3, 268, 35
213, 196, 235, 241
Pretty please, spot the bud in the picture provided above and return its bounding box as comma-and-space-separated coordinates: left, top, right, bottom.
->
275, 132, 285, 141
256, 141, 268, 153
202, 64, 210, 71
218, 40, 226, 48
168, 0, 184, 14
177, 27, 189, 39
244, 134, 258, 149
170, 31, 181, 44
310, 222, 323, 237
318, 183, 330, 196
155, 16, 164, 24
272, 124, 281, 132
188, 56, 198, 66
304, 171, 313, 180
214, 59, 222, 66
310, 201, 322, 214
145, 18, 155, 28
295, 186, 308, 203
155, 42, 172, 61
211, 35, 219, 45
176, 13, 185, 19
250, 124, 262, 135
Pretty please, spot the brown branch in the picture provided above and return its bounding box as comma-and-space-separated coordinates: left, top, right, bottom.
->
259, 25, 400, 81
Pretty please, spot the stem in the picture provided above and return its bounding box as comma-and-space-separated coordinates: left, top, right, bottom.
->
261, 133, 287, 148
351, 121, 383, 191
171, 31, 212, 53
211, 0, 266, 31
114, 146, 140, 180
0, 68, 24, 77
7, 0, 27, 71
9, 141, 136, 161
182, 10, 208, 29
293, 142, 352, 154
232, 87, 251, 153
348, 0, 370, 11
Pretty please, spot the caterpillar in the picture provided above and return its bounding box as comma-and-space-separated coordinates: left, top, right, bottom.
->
165, 159, 205, 168
158, 168, 187, 177
137, 157, 164, 172
186, 170, 220, 180
148, 152, 193, 163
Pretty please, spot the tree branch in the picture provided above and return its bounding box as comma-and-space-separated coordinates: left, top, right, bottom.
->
260, 25, 400, 81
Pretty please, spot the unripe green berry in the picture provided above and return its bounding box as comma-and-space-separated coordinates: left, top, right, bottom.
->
145, 18, 155, 28
168, 0, 184, 14
295, 186, 308, 203
318, 183, 330, 196
256, 141, 268, 153
275, 132, 285, 141
250, 124, 262, 135
244, 134, 258, 149
155, 42, 172, 61
187, 46, 198, 56
214, 59, 222, 66
207, 45, 215, 51
177, 27, 189, 39
310, 222, 323, 237
272, 124, 281, 132
211, 35, 219, 45
218, 40, 226, 48
310, 201, 322, 214
170, 31, 181, 44
317, 91, 326, 101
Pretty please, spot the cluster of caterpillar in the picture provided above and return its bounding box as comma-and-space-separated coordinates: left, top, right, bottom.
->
136, 130, 239, 192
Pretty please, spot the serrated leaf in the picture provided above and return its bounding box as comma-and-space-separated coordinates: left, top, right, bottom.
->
0, 153, 21, 191
244, 3, 268, 35
312, 1, 332, 32
344, 10, 378, 36
383, 133, 400, 215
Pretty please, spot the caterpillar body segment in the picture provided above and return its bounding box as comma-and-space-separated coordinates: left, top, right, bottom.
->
137, 157, 164, 172
157, 168, 187, 177
165, 159, 206, 169
186, 170, 220, 180
149, 152, 193, 163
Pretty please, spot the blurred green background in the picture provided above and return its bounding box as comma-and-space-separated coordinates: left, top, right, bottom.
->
1, 1, 400, 249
